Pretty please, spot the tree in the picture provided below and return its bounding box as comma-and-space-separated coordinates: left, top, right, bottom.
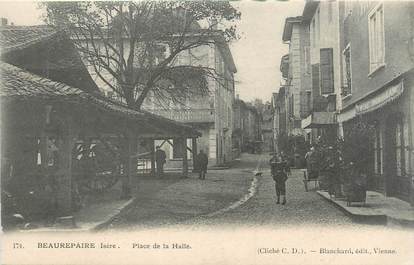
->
42, 1, 240, 110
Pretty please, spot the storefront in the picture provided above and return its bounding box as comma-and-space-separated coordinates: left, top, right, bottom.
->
338, 77, 413, 204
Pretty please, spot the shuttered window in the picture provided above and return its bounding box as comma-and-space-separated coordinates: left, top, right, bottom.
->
374, 124, 383, 175
320, 48, 334, 94
311, 64, 320, 103
300, 91, 311, 118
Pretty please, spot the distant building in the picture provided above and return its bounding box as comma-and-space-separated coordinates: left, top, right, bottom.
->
272, 87, 288, 151
233, 99, 262, 154
261, 102, 274, 153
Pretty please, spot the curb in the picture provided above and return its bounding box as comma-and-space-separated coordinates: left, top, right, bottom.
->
317, 191, 414, 228
196, 154, 265, 219
90, 197, 135, 231
200, 175, 259, 218
316, 191, 387, 225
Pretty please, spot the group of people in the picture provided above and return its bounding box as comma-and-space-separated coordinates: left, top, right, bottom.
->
304, 145, 343, 197
154, 146, 209, 180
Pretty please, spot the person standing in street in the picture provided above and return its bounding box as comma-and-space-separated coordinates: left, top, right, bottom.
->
270, 153, 289, 205
305, 146, 318, 179
155, 146, 166, 178
197, 150, 208, 180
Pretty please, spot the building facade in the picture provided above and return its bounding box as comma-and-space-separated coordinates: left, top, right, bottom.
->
277, 1, 413, 204
282, 16, 312, 136
337, 1, 414, 204
148, 37, 237, 166
300, 1, 342, 143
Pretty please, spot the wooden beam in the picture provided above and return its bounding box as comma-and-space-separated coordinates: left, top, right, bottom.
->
55, 114, 75, 217
150, 139, 156, 177
121, 131, 136, 199
192, 138, 198, 173
182, 137, 188, 178
159, 140, 167, 148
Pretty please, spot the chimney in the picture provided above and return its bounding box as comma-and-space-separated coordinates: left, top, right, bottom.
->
1, 18, 8, 26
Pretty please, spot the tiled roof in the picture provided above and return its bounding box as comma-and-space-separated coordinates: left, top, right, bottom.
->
0, 25, 58, 54
0, 62, 200, 137
0, 61, 83, 98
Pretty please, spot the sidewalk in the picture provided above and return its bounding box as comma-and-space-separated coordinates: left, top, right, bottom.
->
20, 181, 134, 232
317, 190, 414, 227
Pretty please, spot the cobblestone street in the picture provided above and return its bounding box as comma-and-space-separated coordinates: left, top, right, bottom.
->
107, 154, 365, 230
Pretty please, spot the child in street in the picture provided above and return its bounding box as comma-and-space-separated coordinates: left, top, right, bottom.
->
270, 153, 290, 205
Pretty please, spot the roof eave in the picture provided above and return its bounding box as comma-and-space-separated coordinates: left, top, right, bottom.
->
282, 17, 303, 42
302, 1, 320, 22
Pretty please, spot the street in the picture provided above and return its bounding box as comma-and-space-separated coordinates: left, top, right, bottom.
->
107, 154, 359, 230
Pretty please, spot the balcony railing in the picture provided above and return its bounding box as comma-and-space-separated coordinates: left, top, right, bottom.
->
150, 108, 215, 123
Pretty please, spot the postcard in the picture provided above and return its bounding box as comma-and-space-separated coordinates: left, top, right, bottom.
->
1, 0, 413, 264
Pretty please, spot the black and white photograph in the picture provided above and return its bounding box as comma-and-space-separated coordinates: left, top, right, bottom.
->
0, 0, 413, 264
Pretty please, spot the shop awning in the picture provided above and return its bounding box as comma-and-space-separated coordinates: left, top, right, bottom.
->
355, 80, 404, 115
302, 112, 336, 129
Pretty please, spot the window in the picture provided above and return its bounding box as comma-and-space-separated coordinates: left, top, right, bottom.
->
227, 106, 231, 127
342, 44, 352, 96
306, 91, 312, 114
312, 19, 316, 48
373, 124, 383, 174
368, 4, 385, 73
403, 117, 411, 175
328, 1, 333, 22
304, 46, 310, 74
320, 48, 334, 94
311, 63, 320, 100
395, 121, 405, 176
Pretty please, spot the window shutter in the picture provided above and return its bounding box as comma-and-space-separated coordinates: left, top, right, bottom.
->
300, 91, 310, 118
311, 63, 320, 102
320, 48, 334, 94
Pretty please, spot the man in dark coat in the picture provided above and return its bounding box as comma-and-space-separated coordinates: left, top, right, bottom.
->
155, 146, 166, 178
197, 150, 208, 180
270, 153, 290, 205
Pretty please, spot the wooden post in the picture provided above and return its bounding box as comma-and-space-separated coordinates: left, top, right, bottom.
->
192, 138, 198, 173
150, 139, 156, 177
55, 117, 75, 217
122, 132, 137, 199
39, 105, 52, 173
182, 137, 188, 178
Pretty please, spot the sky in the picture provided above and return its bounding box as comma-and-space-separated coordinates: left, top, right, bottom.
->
0, 0, 305, 103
